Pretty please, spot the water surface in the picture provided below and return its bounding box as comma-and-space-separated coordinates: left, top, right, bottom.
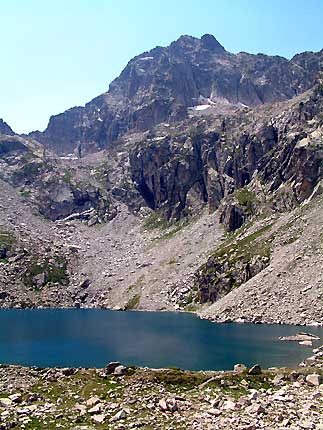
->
0, 309, 321, 370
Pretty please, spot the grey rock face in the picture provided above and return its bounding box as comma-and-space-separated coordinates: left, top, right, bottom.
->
0, 134, 116, 222
30, 35, 323, 155
248, 364, 262, 375
0, 119, 14, 136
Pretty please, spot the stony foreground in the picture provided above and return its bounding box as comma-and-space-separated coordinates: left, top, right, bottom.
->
0, 347, 322, 430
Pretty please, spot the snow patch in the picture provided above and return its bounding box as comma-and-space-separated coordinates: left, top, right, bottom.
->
188, 105, 210, 111
152, 136, 166, 141
60, 154, 78, 160
237, 102, 249, 108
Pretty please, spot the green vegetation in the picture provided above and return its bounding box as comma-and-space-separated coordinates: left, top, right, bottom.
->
317, 82, 323, 97
167, 257, 177, 265
143, 211, 188, 241
184, 302, 199, 312
15, 161, 41, 180
234, 188, 257, 207
211, 223, 273, 264
0, 231, 15, 249
235, 188, 257, 214
62, 168, 73, 184
195, 222, 274, 302
125, 275, 144, 310
23, 257, 69, 288
0, 231, 15, 263
158, 223, 186, 240
20, 190, 31, 198
27, 370, 124, 429
124, 293, 141, 310
143, 210, 200, 243
153, 368, 209, 389
143, 211, 171, 230
152, 367, 275, 395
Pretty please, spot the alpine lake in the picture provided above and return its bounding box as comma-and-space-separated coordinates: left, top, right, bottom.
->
0, 309, 322, 370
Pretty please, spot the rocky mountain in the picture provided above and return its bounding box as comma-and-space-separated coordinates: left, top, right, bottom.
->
31, 34, 323, 155
0, 119, 14, 135
0, 34, 323, 327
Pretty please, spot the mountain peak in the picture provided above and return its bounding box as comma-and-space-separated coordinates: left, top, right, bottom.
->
172, 34, 226, 53
0, 118, 14, 135
200, 34, 225, 52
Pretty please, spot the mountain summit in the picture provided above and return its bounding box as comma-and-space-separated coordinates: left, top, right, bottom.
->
30, 34, 323, 155
0, 119, 14, 136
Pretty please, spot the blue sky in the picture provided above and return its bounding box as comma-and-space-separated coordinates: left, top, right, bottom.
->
1, 0, 323, 133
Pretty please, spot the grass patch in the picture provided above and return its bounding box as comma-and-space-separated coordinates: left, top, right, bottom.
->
167, 257, 177, 265
184, 303, 199, 312
235, 188, 257, 208
0, 230, 15, 262
212, 223, 274, 263
23, 257, 69, 288
20, 190, 31, 198
124, 293, 141, 310
153, 368, 209, 388
62, 168, 73, 184
143, 211, 171, 230
195, 223, 274, 302
158, 223, 185, 240
0, 231, 15, 249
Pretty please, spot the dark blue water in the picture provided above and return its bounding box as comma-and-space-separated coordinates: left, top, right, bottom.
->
0, 309, 321, 370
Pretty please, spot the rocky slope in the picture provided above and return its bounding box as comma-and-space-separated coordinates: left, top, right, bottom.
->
0, 36, 323, 327
0, 349, 322, 430
30, 34, 323, 155
198, 195, 323, 325
0, 119, 14, 135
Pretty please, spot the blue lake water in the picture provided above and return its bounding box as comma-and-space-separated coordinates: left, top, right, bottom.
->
0, 309, 321, 370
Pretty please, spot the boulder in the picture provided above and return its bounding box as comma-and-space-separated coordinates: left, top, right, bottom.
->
289, 371, 300, 382
0, 398, 12, 407
245, 403, 265, 414
222, 400, 237, 411
32, 272, 48, 288
88, 404, 102, 415
306, 374, 322, 386
92, 414, 106, 424
113, 365, 127, 376
234, 363, 247, 373
207, 408, 222, 416
80, 279, 91, 289
158, 398, 178, 412
86, 396, 101, 407
8, 393, 22, 404
299, 340, 313, 347
111, 409, 127, 422
61, 368, 76, 376
158, 398, 168, 412
248, 364, 262, 375
0, 291, 9, 300
106, 362, 121, 374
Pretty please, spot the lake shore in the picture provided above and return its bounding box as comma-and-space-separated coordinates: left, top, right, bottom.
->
1, 302, 323, 328
0, 346, 322, 430
1, 309, 322, 370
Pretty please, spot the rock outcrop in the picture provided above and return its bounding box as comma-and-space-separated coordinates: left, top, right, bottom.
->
0, 134, 116, 222
1, 36, 323, 325
129, 83, 323, 222
30, 35, 323, 155
0, 118, 14, 136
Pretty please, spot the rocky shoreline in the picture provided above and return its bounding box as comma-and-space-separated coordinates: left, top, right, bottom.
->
1, 303, 322, 329
0, 347, 322, 430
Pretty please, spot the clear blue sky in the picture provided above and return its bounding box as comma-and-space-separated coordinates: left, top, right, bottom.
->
1, 0, 323, 133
